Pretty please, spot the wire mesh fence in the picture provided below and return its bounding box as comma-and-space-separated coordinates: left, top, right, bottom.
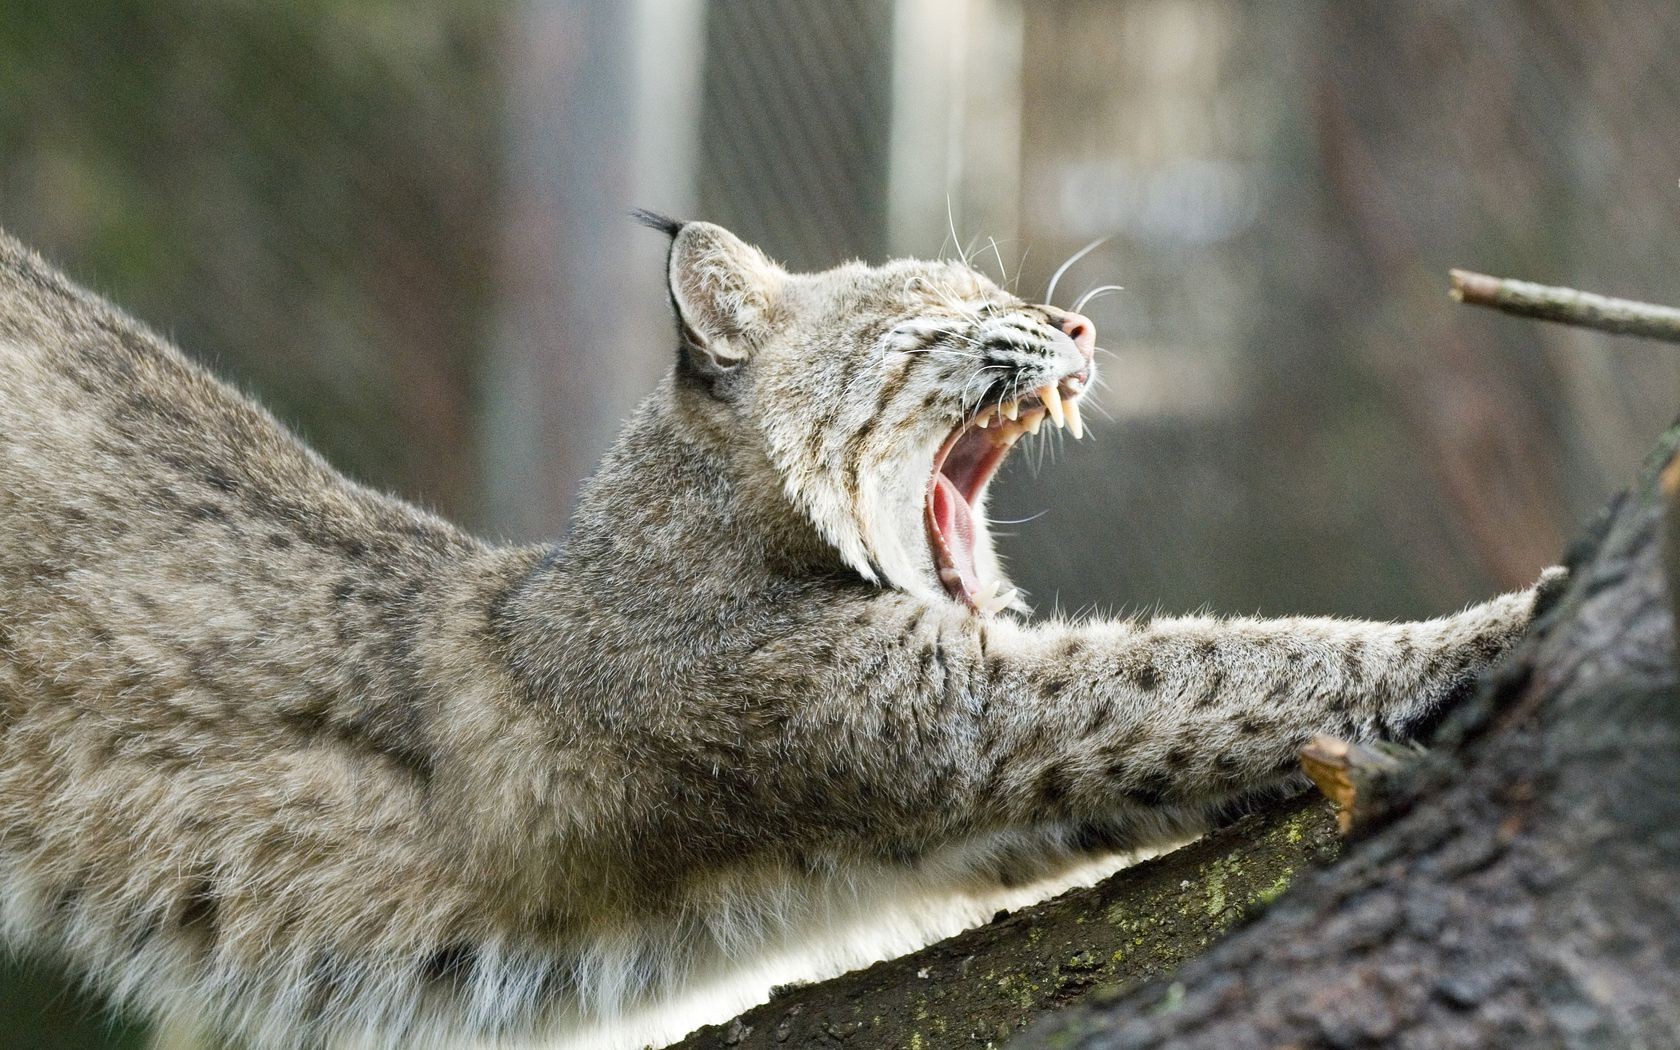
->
696, 0, 896, 271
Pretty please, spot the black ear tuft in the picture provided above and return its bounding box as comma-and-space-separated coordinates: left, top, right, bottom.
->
631, 209, 683, 238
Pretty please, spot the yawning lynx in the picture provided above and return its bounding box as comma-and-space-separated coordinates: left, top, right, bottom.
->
0, 216, 1549, 1048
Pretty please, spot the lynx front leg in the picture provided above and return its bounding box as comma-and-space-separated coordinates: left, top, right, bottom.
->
969, 573, 1556, 830
668, 574, 1552, 870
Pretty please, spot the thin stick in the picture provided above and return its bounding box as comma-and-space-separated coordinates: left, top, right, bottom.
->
1449, 269, 1680, 345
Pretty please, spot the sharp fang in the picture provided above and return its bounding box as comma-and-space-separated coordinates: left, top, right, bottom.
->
1023, 409, 1044, 436
1039, 384, 1066, 428
1003, 400, 1019, 421
975, 580, 1001, 607
978, 584, 1016, 616
976, 414, 990, 429
1065, 398, 1084, 440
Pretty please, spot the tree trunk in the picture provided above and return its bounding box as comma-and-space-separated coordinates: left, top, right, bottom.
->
677, 422, 1680, 1049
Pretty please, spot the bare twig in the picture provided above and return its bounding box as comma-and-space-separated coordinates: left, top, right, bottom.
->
1449, 269, 1680, 344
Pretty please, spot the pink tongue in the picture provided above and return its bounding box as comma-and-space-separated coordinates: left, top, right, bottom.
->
931, 473, 981, 598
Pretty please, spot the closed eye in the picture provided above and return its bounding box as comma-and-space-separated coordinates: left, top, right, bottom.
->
886, 319, 963, 354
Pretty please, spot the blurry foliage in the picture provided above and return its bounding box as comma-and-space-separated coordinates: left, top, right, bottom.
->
0, 958, 147, 1050
0, 0, 502, 522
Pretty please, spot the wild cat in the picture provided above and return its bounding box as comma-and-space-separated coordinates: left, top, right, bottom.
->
0, 216, 1551, 1049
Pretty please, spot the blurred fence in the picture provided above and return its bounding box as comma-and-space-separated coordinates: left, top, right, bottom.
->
695, 0, 896, 271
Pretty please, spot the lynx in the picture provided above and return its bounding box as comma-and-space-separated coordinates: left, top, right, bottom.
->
0, 217, 1550, 1049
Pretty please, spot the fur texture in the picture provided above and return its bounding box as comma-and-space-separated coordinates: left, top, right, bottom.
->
0, 222, 1548, 1048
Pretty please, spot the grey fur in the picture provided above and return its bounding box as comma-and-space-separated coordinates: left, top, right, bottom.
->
0, 224, 1548, 1048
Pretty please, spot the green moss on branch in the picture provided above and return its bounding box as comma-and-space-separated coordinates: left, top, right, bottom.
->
671, 796, 1339, 1049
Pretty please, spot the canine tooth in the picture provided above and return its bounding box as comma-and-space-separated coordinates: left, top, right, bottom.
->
1039, 384, 1066, 428
975, 580, 1001, 608
1003, 400, 1019, 421
1064, 398, 1085, 440
978, 585, 1017, 616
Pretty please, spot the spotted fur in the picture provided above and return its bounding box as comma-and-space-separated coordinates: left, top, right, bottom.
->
0, 222, 1550, 1049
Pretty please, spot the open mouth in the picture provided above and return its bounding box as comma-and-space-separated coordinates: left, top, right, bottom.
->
926, 375, 1089, 615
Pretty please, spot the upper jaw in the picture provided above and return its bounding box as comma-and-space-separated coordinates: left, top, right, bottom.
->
969, 369, 1091, 438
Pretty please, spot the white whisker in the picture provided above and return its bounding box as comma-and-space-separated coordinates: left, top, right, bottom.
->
1044, 236, 1111, 306
988, 509, 1051, 525
1072, 284, 1125, 314
986, 237, 1009, 286
945, 197, 970, 267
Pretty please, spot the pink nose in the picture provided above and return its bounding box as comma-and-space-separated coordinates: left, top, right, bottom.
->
1041, 306, 1096, 365
1059, 311, 1095, 363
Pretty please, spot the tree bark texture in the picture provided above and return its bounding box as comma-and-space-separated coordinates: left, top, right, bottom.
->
678, 422, 1680, 1050
1019, 423, 1680, 1048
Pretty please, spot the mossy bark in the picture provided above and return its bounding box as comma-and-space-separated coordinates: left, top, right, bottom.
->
669, 796, 1341, 1049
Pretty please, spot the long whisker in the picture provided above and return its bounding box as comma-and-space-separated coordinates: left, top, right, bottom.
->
988, 509, 1051, 525
1044, 236, 1111, 306
945, 197, 969, 266
1072, 284, 1126, 314
986, 237, 1009, 286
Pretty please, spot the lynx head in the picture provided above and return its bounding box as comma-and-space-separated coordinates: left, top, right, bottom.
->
642, 213, 1095, 616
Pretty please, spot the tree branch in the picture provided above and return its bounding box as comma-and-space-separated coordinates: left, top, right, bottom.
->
669, 797, 1340, 1048
1449, 268, 1680, 344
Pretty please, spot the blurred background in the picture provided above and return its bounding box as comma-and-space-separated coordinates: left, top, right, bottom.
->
1, 0, 1677, 1044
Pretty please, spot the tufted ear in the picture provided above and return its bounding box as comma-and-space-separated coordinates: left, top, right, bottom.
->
642, 214, 783, 367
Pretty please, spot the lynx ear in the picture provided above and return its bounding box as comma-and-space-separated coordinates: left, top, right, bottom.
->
660, 220, 783, 365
